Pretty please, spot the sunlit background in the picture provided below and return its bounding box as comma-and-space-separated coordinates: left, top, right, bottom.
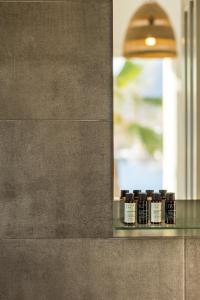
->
114, 58, 163, 192
114, 0, 182, 198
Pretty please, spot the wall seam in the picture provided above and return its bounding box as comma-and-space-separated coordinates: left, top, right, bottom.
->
0, 237, 186, 240
0, 1, 80, 2
111, 0, 114, 232
184, 237, 186, 300
0, 119, 112, 122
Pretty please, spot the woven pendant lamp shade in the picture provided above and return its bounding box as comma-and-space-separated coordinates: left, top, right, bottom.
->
123, 1, 177, 58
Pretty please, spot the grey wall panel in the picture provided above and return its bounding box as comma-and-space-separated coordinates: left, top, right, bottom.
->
0, 120, 112, 238
0, 1, 112, 120
0, 238, 184, 300
185, 238, 200, 300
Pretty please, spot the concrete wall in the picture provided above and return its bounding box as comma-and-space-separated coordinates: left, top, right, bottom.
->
0, 1, 113, 238
0, 1, 198, 299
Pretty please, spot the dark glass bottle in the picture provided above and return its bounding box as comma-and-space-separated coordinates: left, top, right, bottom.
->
150, 193, 162, 224
159, 190, 167, 199
165, 193, 176, 224
124, 193, 136, 226
146, 190, 154, 221
120, 190, 129, 223
133, 190, 141, 202
159, 190, 167, 223
146, 190, 154, 201
120, 190, 129, 200
137, 193, 148, 224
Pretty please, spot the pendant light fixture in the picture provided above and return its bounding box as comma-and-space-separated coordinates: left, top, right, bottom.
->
123, 1, 177, 58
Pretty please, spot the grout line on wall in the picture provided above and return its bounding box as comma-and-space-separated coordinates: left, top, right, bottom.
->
0, 238, 94, 240
0, 119, 112, 122
0, 1, 69, 3
111, 0, 114, 231
0, 237, 185, 241
184, 238, 186, 300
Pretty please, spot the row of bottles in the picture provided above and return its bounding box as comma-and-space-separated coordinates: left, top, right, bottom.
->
120, 190, 176, 225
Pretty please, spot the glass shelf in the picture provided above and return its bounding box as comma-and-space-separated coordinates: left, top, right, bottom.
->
113, 200, 200, 237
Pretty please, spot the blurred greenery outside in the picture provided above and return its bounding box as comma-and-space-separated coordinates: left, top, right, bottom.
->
114, 58, 163, 195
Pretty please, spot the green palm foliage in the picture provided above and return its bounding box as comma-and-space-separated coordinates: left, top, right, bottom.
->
116, 61, 142, 87
114, 59, 162, 157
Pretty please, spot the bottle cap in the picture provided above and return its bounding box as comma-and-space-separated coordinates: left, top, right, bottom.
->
139, 193, 147, 201
125, 193, 133, 201
159, 189, 167, 195
166, 193, 175, 201
120, 190, 129, 198
146, 190, 154, 193
133, 190, 141, 194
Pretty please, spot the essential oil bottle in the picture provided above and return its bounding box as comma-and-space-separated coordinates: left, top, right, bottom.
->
120, 190, 129, 200
146, 190, 154, 221
133, 190, 141, 202
150, 193, 162, 224
165, 193, 176, 224
137, 193, 148, 224
146, 190, 154, 201
120, 190, 129, 222
159, 190, 167, 200
124, 193, 136, 226
159, 190, 167, 222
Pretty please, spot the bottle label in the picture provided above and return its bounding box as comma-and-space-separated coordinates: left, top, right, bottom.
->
165, 202, 176, 223
137, 202, 148, 223
124, 203, 136, 223
151, 203, 161, 223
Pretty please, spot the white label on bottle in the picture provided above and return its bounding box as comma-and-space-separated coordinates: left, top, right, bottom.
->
124, 203, 136, 223
147, 196, 152, 201
151, 203, 162, 223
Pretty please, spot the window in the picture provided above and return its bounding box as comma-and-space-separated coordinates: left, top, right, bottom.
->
113, 0, 184, 198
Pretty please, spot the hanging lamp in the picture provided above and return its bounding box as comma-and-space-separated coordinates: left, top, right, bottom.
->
123, 1, 177, 58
